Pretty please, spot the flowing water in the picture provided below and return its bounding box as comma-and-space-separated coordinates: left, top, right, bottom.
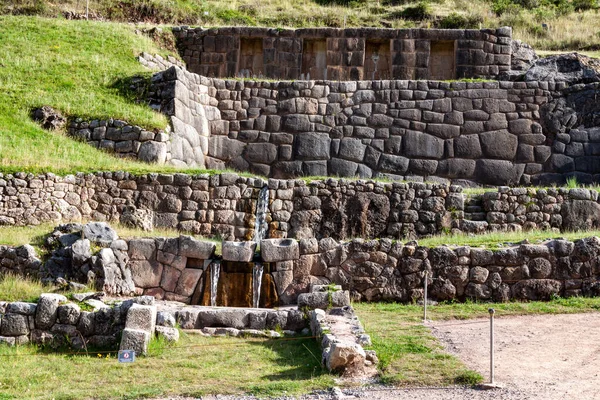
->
252, 263, 264, 308
210, 261, 221, 307
253, 186, 269, 244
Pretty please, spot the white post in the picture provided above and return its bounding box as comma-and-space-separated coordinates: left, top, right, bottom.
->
86, 0, 89, 19
489, 308, 495, 384
423, 271, 428, 322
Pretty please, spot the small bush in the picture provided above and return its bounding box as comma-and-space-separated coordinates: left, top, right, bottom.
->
436, 13, 483, 29
396, 1, 432, 20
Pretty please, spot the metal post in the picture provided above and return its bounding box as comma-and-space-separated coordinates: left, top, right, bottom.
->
489, 308, 495, 384
423, 271, 428, 322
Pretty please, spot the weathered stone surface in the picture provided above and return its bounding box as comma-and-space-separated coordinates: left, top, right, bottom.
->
83, 222, 118, 245
326, 342, 366, 373
297, 291, 350, 310
222, 241, 256, 262
125, 304, 157, 334
260, 239, 299, 262
120, 328, 150, 356
35, 294, 67, 330
155, 325, 180, 342
179, 236, 216, 259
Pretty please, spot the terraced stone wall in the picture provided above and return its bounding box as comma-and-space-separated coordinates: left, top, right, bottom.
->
3, 172, 600, 241
149, 66, 600, 186
173, 27, 513, 80
287, 236, 600, 303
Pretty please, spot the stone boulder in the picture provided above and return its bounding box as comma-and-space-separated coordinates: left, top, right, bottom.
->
511, 39, 538, 71
325, 342, 366, 374
222, 241, 256, 262
297, 291, 350, 310
35, 293, 67, 330
83, 222, 119, 246
31, 106, 66, 130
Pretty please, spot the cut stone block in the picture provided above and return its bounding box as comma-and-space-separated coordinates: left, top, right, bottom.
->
260, 239, 299, 262
222, 241, 256, 262
120, 328, 150, 356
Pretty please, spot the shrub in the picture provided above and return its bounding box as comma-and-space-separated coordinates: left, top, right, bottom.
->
397, 1, 432, 20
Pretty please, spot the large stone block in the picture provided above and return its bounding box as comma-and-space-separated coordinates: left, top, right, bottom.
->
326, 342, 366, 373
475, 159, 524, 186
120, 328, 150, 356
479, 130, 518, 160
83, 222, 118, 246
222, 241, 256, 262
138, 141, 167, 164
179, 236, 216, 259
35, 293, 67, 330
297, 291, 350, 310
260, 239, 299, 262
0, 313, 29, 336
125, 304, 157, 334
403, 131, 444, 159
129, 260, 163, 288
294, 133, 331, 161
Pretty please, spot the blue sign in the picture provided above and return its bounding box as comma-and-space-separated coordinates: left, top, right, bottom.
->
118, 350, 135, 363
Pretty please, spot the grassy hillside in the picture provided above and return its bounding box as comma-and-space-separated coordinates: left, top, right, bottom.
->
0, 16, 191, 174
2, 0, 600, 52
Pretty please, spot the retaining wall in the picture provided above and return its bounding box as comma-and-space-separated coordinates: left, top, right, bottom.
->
148, 66, 600, 185
173, 27, 513, 81
3, 172, 600, 241
286, 236, 600, 303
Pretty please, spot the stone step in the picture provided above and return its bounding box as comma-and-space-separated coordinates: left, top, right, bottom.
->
465, 205, 484, 213
464, 212, 487, 221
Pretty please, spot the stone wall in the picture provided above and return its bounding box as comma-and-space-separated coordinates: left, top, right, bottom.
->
0, 244, 41, 277
286, 236, 600, 303
4, 172, 600, 241
0, 293, 134, 348
173, 27, 513, 81
149, 66, 600, 185
68, 119, 170, 164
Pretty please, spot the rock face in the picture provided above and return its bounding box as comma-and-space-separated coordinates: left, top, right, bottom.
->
511, 39, 538, 71
31, 106, 66, 131
524, 53, 600, 84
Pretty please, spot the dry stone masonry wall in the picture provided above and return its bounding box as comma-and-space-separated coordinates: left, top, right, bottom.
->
4, 172, 600, 240
173, 27, 513, 81
150, 65, 600, 186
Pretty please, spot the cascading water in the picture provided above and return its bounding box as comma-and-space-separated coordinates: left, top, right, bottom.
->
252, 263, 264, 308
210, 261, 221, 307
253, 186, 269, 244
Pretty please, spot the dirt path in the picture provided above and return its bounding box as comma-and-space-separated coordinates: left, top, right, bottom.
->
430, 312, 600, 400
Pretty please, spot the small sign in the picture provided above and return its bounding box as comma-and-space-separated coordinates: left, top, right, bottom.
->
118, 350, 135, 363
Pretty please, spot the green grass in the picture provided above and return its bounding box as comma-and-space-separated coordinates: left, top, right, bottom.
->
0, 273, 92, 302
0, 331, 333, 399
354, 296, 600, 385
416, 228, 600, 248
0, 15, 198, 175
4, 0, 600, 54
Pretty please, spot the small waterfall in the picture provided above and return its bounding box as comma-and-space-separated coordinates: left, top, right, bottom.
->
253, 186, 269, 244
210, 261, 221, 307
252, 263, 264, 308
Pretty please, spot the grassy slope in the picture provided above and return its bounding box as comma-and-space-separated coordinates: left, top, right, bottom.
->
4, 0, 600, 52
0, 16, 193, 175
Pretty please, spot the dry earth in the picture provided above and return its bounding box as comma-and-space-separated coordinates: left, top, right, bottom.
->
156, 313, 600, 400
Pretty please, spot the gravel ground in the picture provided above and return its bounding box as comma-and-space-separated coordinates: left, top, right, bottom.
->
154, 313, 600, 400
